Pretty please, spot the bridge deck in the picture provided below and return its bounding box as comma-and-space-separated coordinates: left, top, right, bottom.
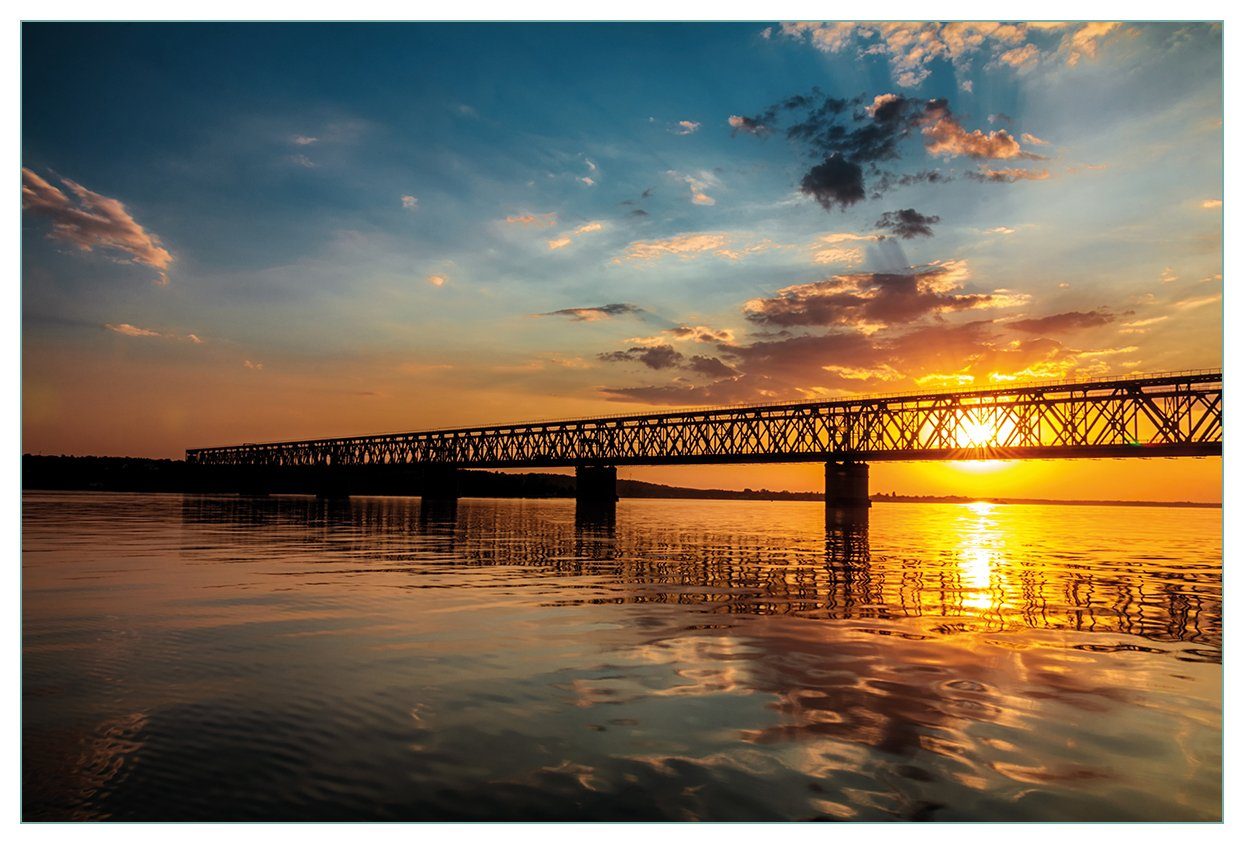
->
187, 370, 1222, 469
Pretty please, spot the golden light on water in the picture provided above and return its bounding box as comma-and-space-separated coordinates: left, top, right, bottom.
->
958, 501, 1005, 612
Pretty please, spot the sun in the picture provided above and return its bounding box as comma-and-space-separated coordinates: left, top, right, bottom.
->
960, 417, 996, 447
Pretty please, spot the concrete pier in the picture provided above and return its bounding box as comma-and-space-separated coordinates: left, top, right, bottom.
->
825, 460, 870, 509
575, 464, 618, 505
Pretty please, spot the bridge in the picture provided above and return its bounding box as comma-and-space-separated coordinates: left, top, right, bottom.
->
187, 369, 1222, 508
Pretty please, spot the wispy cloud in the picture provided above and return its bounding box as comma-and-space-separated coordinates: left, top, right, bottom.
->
23, 168, 174, 285
505, 212, 558, 227
105, 322, 201, 342
672, 120, 701, 135
401, 195, 419, 210
968, 166, 1051, 182
547, 221, 604, 251
537, 303, 645, 322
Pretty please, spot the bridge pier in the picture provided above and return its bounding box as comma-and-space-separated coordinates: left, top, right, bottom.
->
576, 464, 618, 505
825, 460, 870, 509
421, 463, 460, 502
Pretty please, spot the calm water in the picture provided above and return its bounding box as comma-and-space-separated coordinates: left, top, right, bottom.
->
22, 492, 1221, 821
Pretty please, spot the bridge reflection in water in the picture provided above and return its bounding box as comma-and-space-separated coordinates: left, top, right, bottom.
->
178, 495, 1220, 650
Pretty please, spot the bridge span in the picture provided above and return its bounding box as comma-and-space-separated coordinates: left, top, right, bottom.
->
187, 369, 1222, 508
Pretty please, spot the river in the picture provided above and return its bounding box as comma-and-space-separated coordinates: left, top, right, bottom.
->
22, 492, 1222, 821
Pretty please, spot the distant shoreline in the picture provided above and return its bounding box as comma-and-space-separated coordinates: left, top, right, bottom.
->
22, 454, 1221, 509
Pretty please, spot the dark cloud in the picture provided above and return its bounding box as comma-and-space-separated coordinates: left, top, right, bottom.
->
686, 355, 737, 379
629, 208, 649, 217
1008, 309, 1115, 334
875, 208, 941, 239
744, 264, 995, 329
801, 155, 866, 211
869, 169, 948, 197
538, 303, 645, 321
666, 325, 733, 343
600, 319, 1084, 407
599, 344, 685, 370
731, 90, 1044, 212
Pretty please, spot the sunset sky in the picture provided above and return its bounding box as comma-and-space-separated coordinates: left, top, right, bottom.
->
21, 22, 1223, 500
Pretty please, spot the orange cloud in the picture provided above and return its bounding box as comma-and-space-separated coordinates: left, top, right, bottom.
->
22, 168, 173, 284
923, 113, 1040, 160
505, 212, 558, 227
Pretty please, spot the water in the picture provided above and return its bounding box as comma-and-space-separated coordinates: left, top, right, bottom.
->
22, 492, 1221, 821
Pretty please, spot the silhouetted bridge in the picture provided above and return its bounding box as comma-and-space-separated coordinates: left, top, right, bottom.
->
187, 370, 1222, 507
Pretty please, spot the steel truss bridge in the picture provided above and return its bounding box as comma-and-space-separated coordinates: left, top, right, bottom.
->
188, 370, 1222, 472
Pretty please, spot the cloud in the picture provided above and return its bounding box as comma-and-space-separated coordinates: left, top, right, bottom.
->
743, 261, 1017, 329
1160, 267, 1179, 284
617, 232, 729, 262
243, 360, 264, 370
426, 274, 447, 287
1061, 21, 1121, 66
968, 166, 1051, 182
669, 169, 720, 205
801, 155, 865, 211
775, 22, 1127, 87
401, 195, 419, 210
986, 226, 1016, 235
673, 120, 701, 135
105, 322, 202, 342
547, 220, 605, 250
922, 110, 1042, 160
600, 313, 1121, 406
22, 168, 174, 284
630, 325, 735, 346
599, 344, 685, 370
505, 212, 558, 227
687, 355, 738, 379
538, 303, 645, 322
291, 135, 318, 145
728, 114, 770, 136
1173, 293, 1221, 311
1021, 132, 1049, 146
1119, 315, 1167, 334
289, 154, 317, 168
1202, 199, 1222, 209
810, 233, 872, 266
875, 208, 941, 239
732, 91, 1044, 212
997, 43, 1040, 70
104, 322, 161, 337
1008, 309, 1115, 334
599, 344, 738, 379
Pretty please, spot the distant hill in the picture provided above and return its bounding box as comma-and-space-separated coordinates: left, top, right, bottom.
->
20, 454, 1220, 508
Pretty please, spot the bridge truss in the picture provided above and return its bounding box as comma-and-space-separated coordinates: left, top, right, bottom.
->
187, 370, 1222, 469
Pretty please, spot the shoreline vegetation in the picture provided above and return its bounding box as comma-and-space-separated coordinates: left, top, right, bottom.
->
21, 454, 1221, 509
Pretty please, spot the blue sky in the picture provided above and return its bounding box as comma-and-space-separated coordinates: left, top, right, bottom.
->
21, 22, 1223, 497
